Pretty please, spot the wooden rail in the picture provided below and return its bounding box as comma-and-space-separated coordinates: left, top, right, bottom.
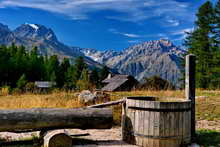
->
87, 98, 126, 108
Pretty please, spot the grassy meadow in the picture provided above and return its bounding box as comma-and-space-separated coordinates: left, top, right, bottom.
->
0, 90, 220, 146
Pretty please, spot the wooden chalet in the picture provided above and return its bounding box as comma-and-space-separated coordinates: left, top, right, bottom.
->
101, 74, 138, 92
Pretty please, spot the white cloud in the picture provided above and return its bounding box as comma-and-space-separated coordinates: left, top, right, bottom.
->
123, 33, 140, 38
128, 40, 140, 43
172, 28, 194, 36
171, 27, 194, 41
108, 28, 141, 38
166, 18, 180, 27
0, 0, 192, 23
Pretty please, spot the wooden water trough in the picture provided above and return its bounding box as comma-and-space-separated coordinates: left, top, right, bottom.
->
120, 54, 196, 147
122, 97, 191, 147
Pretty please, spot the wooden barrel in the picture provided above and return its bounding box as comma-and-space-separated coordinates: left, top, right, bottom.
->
122, 96, 191, 147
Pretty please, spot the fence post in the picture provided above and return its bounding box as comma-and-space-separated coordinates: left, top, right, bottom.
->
185, 54, 196, 141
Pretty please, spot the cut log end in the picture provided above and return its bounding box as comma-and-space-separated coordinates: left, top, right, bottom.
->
43, 130, 72, 147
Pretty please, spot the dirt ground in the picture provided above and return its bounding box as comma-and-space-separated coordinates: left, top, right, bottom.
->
0, 120, 219, 147
0, 127, 137, 147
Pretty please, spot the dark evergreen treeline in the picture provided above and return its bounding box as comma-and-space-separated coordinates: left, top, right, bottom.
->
184, 0, 220, 89
0, 44, 109, 91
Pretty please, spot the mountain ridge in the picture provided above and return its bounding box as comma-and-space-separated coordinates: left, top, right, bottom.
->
0, 22, 185, 86
0, 23, 102, 67
80, 39, 186, 86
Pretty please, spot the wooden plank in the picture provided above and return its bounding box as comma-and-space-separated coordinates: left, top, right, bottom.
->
135, 100, 140, 145
87, 98, 125, 108
149, 110, 154, 147
154, 102, 160, 147
185, 54, 196, 141
139, 100, 144, 146
159, 110, 165, 147
143, 101, 149, 147
175, 109, 180, 146
165, 104, 171, 147
121, 102, 127, 141
183, 103, 187, 143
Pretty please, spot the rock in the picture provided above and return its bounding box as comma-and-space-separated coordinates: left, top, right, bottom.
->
74, 92, 80, 97
94, 91, 110, 102
78, 90, 97, 104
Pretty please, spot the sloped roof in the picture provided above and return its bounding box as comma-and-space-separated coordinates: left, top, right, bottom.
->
101, 78, 128, 91
102, 75, 130, 83
101, 74, 137, 91
35, 81, 56, 88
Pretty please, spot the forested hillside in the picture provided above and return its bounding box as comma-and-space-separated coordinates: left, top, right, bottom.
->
0, 45, 109, 91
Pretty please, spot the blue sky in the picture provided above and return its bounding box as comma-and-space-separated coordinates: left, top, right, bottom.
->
0, 0, 217, 51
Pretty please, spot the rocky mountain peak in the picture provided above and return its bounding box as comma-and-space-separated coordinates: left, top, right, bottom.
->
158, 38, 173, 46
0, 23, 11, 36
0, 23, 10, 32
13, 23, 57, 41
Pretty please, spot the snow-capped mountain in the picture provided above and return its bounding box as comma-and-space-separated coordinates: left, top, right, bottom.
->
0, 22, 186, 86
0, 23, 101, 67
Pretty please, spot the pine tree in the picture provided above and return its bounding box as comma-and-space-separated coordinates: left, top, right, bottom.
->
214, 0, 220, 45
210, 0, 220, 88
46, 55, 59, 85
185, 1, 215, 88
90, 67, 100, 88
16, 74, 27, 90
76, 68, 91, 90
65, 66, 76, 89
74, 56, 87, 80
99, 66, 109, 81
57, 58, 70, 88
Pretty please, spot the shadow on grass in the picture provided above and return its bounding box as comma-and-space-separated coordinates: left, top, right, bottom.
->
196, 130, 220, 147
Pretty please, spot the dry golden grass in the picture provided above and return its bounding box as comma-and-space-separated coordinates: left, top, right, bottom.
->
0, 89, 219, 126
0, 91, 81, 109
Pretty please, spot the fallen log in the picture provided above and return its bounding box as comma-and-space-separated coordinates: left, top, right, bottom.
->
0, 108, 112, 132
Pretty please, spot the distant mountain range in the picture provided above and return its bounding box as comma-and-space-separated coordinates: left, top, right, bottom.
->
80, 39, 186, 86
0, 23, 186, 86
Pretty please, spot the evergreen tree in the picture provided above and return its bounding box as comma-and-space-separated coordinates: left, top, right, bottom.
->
73, 56, 87, 80
214, 0, 220, 45
65, 56, 87, 89
185, 1, 215, 88
16, 74, 27, 90
90, 67, 100, 88
211, 0, 220, 85
57, 58, 70, 88
27, 47, 45, 82
46, 55, 59, 85
65, 66, 76, 89
76, 68, 91, 90
99, 66, 109, 81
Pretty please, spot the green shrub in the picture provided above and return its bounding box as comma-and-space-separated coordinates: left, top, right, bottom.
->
25, 82, 37, 93
0, 85, 11, 96
138, 76, 175, 90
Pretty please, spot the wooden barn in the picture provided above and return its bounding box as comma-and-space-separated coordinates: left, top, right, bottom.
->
101, 74, 139, 92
